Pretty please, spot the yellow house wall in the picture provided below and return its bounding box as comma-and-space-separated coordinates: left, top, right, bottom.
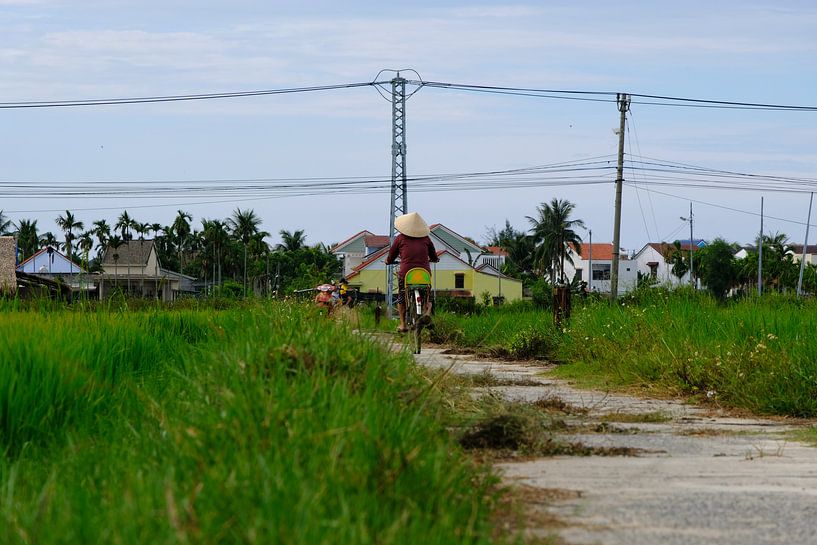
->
352, 267, 522, 303
473, 272, 523, 302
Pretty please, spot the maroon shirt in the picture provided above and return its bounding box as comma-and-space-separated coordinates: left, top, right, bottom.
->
385, 234, 439, 280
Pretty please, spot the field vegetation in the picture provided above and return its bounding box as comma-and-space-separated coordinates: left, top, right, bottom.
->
407, 289, 817, 418
0, 301, 506, 544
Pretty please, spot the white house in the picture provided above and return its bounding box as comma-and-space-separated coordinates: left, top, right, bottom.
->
16, 245, 88, 290
632, 241, 707, 287
562, 242, 638, 294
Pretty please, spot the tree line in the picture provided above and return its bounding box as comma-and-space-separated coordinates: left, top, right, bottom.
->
0, 208, 340, 295
482, 198, 817, 301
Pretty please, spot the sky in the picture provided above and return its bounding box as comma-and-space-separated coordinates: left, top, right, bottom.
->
1, 0, 817, 251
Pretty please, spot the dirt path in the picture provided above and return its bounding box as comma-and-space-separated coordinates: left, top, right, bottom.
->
414, 347, 817, 545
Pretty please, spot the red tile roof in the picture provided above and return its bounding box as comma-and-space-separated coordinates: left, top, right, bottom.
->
570, 243, 617, 261
364, 235, 390, 248
484, 246, 509, 256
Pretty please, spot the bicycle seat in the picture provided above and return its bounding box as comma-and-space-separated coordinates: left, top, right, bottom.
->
404, 267, 432, 286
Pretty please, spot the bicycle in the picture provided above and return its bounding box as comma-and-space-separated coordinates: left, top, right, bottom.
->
403, 267, 433, 354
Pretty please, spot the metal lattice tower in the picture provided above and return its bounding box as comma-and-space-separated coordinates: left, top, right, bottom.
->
386, 75, 407, 318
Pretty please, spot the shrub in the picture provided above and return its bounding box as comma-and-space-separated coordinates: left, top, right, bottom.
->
435, 295, 479, 315
508, 324, 558, 359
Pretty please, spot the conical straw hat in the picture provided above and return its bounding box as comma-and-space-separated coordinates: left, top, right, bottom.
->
394, 212, 430, 238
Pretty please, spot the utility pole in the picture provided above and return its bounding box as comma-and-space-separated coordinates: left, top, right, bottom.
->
588, 229, 593, 293
688, 202, 694, 288
610, 93, 630, 300
797, 192, 813, 296
386, 74, 408, 318
758, 196, 764, 296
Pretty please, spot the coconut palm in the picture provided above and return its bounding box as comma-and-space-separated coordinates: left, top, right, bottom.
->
228, 208, 262, 294
0, 210, 12, 236
55, 210, 84, 273
277, 229, 307, 252
527, 198, 584, 283
13, 219, 39, 260
39, 231, 58, 249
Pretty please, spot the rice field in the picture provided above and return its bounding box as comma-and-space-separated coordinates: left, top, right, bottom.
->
0, 302, 504, 544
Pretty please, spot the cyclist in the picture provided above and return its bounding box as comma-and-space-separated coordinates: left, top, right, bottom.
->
384, 212, 438, 333
338, 277, 352, 306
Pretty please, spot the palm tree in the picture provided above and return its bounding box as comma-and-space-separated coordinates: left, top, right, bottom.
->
150, 222, 163, 239
172, 210, 193, 274
55, 210, 84, 274
116, 210, 138, 242
277, 229, 307, 252
527, 198, 584, 284
92, 219, 111, 258
228, 208, 262, 295
0, 210, 12, 236
202, 219, 229, 289
78, 231, 94, 267
107, 235, 124, 292
134, 221, 150, 241
13, 219, 39, 260
39, 231, 58, 249
77, 231, 94, 290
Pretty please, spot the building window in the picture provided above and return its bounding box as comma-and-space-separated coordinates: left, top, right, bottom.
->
576, 268, 583, 281
592, 264, 611, 280
455, 273, 465, 289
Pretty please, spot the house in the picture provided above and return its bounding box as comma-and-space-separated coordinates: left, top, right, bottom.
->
332, 224, 506, 278
331, 224, 521, 303
16, 245, 90, 291
632, 241, 708, 286
98, 240, 195, 300
788, 244, 817, 265
562, 243, 638, 294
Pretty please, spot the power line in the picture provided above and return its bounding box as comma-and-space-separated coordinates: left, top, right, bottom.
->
627, 183, 817, 228
415, 80, 817, 111
0, 82, 382, 109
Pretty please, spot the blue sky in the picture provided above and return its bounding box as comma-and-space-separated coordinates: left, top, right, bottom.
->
1, 0, 816, 250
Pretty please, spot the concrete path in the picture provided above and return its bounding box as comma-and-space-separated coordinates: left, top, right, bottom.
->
414, 347, 817, 545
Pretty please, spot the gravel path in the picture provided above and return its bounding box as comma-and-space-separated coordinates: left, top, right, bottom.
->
413, 347, 817, 545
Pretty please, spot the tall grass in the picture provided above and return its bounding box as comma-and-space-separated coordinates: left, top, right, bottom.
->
0, 303, 503, 544
411, 291, 817, 417
557, 290, 817, 416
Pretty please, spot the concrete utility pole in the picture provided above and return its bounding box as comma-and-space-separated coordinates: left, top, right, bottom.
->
758, 196, 764, 296
588, 229, 593, 293
610, 93, 630, 299
688, 202, 694, 289
797, 192, 813, 297
386, 74, 408, 318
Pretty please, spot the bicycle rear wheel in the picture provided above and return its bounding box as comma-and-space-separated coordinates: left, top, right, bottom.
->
405, 286, 423, 354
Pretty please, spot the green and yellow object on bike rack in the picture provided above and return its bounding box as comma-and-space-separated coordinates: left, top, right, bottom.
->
404, 267, 432, 286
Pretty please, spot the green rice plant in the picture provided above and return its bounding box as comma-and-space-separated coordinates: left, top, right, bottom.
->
0, 303, 507, 544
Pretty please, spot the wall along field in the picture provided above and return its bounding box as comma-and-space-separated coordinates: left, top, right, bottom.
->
0, 302, 503, 544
